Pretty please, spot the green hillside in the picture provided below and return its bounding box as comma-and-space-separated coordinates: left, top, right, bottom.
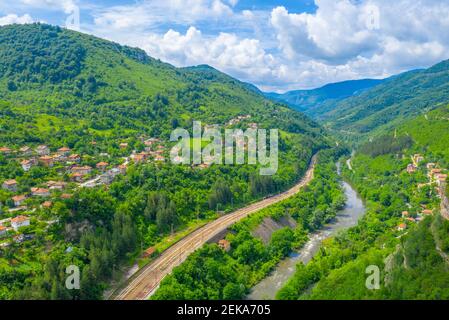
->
0, 24, 330, 300
0, 23, 323, 147
278, 105, 449, 300
308, 60, 449, 142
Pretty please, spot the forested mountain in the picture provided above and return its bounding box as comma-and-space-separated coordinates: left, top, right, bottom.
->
309, 60, 449, 141
266, 79, 384, 113
0, 24, 330, 300
278, 104, 449, 300
0, 23, 323, 146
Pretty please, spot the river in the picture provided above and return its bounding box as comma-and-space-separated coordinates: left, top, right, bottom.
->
246, 163, 366, 300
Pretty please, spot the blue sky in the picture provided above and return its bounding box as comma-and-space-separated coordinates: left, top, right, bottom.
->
1, 0, 448, 92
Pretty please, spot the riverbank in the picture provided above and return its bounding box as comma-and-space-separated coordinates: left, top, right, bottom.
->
247, 164, 366, 300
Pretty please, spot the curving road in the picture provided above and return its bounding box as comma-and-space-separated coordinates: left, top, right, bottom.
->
113, 154, 317, 300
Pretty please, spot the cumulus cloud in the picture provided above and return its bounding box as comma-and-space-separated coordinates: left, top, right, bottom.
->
0, 13, 34, 26
142, 27, 276, 82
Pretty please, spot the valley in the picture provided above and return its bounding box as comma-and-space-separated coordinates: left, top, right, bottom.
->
1, 22, 449, 302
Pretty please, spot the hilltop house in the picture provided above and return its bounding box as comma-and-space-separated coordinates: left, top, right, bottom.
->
407, 164, 417, 174
12, 195, 27, 207
57, 147, 71, 156
11, 215, 30, 231
39, 155, 54, 167
413, 154, 424, 164
427, 163, 436, 170
42, 201, 53, 209
96, 162, 109, 172
20, 146, 32, 156
21, 159, 35, 172
71, 173, 85, 182
71, 166, 92, 175
36, 145, 50, 156
0, 147, 11, 155
2, 179, 17, 192
0, 225, 6, 237
422, 209, 434, 216
119, 143, 128, 149
402, 211, 409, 218
118, 164, 127, 175
31, 188, 50, 197
68, 154, 81, 163
397, 223, 407, 231
47, 181, 67, 190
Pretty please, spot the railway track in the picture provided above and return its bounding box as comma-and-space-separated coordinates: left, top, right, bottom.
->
113, 154, 317, 300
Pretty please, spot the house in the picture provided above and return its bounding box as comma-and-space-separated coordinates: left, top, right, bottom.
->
42, 201, 53, 209
36, 145, 50, 156
397, 223, 407, 231
61, 194, 73, 199
68, 154, 81, 163
71, 173, 85, 182
2, 179, 17, 192
218, 239, 231, 252
119, 143, 128, 149
436, 174, 448, 186
422, 209, 434, 216
12, 195, 27, 207
401, 211, 409, 218
406, 217, 416, 222
133, 154, 145, 164
427, 163, 436, 170
11, 215, 30, 231
413, 154, 424, 164
52, 154, 66, 163
71, 166, 92, 175
31, 187, 50, 197
118, 164, 127, 175
21, 159, 34, 172
142, 247, 156, 258
47, 181, 67, 190
0, 225, 6, 237
96, 162, 109, 172
407, 164, 417, 174
57, 147, 71, 156
100, 168, 121, 184
19, 146, 32, 156
39, 155, 54, 167
154, 155, 165, 162
0, 147, 11, 155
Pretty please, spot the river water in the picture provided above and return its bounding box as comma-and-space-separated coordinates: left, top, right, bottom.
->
247, 164, 366, 300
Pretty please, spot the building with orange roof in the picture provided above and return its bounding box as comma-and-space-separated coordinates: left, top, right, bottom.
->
0, 147, 11, 154
71, 166, 92, 175
96, 162, 109, 171
68, 154, 81, 163
31, 187, 50, 197
422, 209, 434, 215
42, 201, 53, 209
397, 223, 407, 231
218, 239, 231, 252
12, 195, 27, 207
39, 155, 54, 167
2, 179, 17, 192
36, 145, 50, 156
57, 147, 71, 156
11, 215, 30, 231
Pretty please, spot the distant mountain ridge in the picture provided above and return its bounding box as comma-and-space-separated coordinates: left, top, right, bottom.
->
265, 78, 385, 112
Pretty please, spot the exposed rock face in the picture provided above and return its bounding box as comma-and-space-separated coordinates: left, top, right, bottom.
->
251, 215, 297, 244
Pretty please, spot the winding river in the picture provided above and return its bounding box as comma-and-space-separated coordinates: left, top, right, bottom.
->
247, 163, 366, 300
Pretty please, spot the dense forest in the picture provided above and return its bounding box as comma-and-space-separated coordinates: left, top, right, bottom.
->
152, 149, 347, 299
278, 114, 449, 299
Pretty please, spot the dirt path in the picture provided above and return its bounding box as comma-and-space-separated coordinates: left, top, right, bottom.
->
112, 154, 318, 300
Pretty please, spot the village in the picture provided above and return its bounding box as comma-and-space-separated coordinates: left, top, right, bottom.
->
0, 136, 170, 247
0, 116, 259, 248
397, 153, 449, 232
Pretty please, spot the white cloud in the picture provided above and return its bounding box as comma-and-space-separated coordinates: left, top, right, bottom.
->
142, 27, 276, 82
0, 13, 34, 26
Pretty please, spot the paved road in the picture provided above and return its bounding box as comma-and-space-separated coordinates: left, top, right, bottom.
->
113, 155, 318, 300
